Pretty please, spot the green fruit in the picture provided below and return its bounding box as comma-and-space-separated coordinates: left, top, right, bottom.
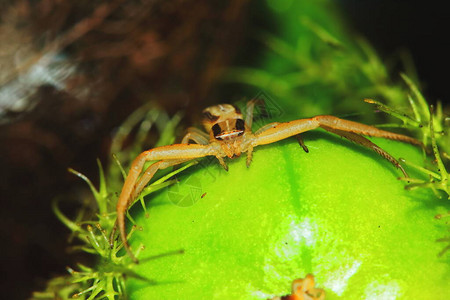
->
127, 132, 448, 299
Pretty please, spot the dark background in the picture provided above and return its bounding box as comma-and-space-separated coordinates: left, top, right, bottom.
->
0, 1, 448, 299
341, 0, 449, 104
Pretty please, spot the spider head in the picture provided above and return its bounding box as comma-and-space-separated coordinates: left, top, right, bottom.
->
202, 104, 246, 141
202, 104, 247, 158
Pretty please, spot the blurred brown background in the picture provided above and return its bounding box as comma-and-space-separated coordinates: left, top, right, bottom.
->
0, 1, 448, 299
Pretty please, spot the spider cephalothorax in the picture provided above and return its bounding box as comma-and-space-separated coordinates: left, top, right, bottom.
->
202, 104, 248, 158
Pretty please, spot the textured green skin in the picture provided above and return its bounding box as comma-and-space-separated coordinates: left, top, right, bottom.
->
127, 132, 449, 299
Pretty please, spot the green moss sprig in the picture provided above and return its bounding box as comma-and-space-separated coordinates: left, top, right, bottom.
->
364, 75, 449, 199
32, 105, 192, 299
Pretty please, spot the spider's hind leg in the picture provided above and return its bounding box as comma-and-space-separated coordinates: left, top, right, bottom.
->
321, 125, 408, 177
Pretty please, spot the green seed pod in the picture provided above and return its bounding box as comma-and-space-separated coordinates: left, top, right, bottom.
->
127, 134, 448, 299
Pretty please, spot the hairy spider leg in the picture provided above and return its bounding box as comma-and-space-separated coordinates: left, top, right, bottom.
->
131, 159, 192, 200
133, 129, 210, 199
113, 128, 213, 262
254, 122, 280, 135
245, 99, 265, 130
119, 159, 190, 263
115, 143, 219, 263
253, 118, 320, 146
244, 99, 267, 167
253, 115, 421, 176
320, 125, 408, 177
255, 122, 311, 154
314, 115, 423, 146
182, 127, 210, 145
295, 134, 309, 153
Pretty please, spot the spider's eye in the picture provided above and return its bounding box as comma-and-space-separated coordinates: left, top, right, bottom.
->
203, 111, 219, 122
212, 124, 222, 140
235, 118, 245, 135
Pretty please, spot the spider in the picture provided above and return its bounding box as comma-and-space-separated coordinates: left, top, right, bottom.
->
113, 100, 422, 262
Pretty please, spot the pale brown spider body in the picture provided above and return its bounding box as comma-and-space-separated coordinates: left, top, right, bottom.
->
114, 100, 422, 262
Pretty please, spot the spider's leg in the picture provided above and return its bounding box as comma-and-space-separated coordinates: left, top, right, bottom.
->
182, 130, 229, 173
182, 127, 209, 145
315, 115, 423, 147
321, 125, 408, 177
254, 122, 279, 135
247, 122, 280, 167
131, 158, 193, 200
134, 126, 210, 200
111, 131, 208, 248
119, 158, 197, 263
296, 134, 309, 153
251, 116, 418, 177
253, 119, 320, 146
245, 145, 254, 167
118, 144, 213, 213
182, 129, 230, 172
157, 129, 210, 175
115, 143, 217, 262
245, 99, 257, 130
253, 116, 422, 148
216, 156, 229, 171
245, 99, 266, 131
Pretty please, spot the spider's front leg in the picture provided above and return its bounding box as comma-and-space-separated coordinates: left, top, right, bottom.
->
115, 143, 219, 263
244, 99, 272, 167
252, 116, 422, 177
314, 115, 422, 146
182, 127, 210, 145
314, 115, 424, 177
